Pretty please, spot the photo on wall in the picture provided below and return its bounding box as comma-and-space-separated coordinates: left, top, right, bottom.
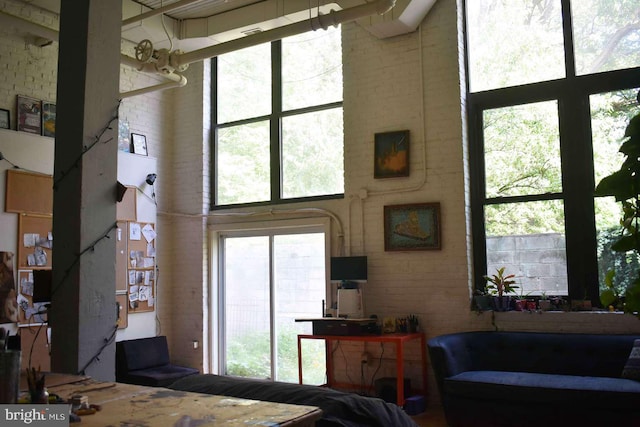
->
0, 252, 18, 324
42, 101, 56, 138
0, 108, 9, 130
16, 95, 41, 135
384, 202, 441, 251
374, 130, 410, 179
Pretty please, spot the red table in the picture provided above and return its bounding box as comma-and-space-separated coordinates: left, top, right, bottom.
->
297, 332, 427, 407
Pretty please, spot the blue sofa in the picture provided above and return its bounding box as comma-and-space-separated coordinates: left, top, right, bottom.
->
116, 336, 199, 387
427, 331, 640, 427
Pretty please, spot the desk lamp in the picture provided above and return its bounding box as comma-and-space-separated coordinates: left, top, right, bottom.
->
330, 256, 367, 318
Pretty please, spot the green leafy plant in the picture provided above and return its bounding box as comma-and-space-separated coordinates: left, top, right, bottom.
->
483, 267, 519, 297
594, 108, 640, 317
600, 269, 624, 311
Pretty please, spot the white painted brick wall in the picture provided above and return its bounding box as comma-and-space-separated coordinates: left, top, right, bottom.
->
2, 0, 639, 406
0, 0, 59, 125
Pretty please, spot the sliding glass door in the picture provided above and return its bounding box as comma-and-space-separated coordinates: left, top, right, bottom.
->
218, 225, 327, 383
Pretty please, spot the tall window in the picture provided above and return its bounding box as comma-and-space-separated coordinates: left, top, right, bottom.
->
213, 26, 344, 207
465, 0, 640, 303
215, 222, 328, 384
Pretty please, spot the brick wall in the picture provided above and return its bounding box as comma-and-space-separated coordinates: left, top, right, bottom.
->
2, 0, 639, 406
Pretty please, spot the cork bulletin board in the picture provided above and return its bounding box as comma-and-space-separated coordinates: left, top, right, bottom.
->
116, 293, 128, 329
116, 221, 128, 293
116, 185, 136, 221
5, 169, 53, 215
17, 213, 53, 269
126, 221, 156, 313
20, 325, 51, 372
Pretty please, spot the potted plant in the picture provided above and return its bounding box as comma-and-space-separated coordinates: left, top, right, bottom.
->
484, 267, 519, 311
594, 105, 640, 317
472, 288, 493, 312
538, 292, 551, 311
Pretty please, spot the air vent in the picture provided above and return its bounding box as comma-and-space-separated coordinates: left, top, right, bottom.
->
241, 28, 262, 36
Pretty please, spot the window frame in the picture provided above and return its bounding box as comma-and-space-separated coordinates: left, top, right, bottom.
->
209, 218, 331, 378
211, 37, 345, 210
465, 0, 640, 304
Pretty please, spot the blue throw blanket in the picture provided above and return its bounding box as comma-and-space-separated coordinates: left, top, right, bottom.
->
168, 374, 418, 427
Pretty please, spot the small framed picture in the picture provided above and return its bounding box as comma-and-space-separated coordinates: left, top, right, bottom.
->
0, 108, 9, 129
131, 133, 148, 156
118, 120, 131, 153
17, 95, 42, 134
384, 202, 441, 251
374, 130, 410, 179
42, 101, 56, 137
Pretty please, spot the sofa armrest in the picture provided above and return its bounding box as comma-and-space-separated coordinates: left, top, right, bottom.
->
427, 333, 476, 395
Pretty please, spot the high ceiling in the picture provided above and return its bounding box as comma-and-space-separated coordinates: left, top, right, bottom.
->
20, 0, 264, 20
12, 1, 437, 53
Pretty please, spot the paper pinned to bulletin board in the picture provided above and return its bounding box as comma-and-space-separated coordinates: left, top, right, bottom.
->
127, 222, 156, 313
17, 214, 52, 269
17, 270, 48, 325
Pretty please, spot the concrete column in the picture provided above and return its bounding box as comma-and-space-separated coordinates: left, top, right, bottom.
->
50, 0, 122, 380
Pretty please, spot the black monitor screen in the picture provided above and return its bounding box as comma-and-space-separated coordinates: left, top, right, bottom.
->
330, 256, 367, 281
32, 269, 52, 303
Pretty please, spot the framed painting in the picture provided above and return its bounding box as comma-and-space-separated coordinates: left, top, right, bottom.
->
384, 202, 441, 251
131, 133, 148, 156
374, 130, 409, 178
118, 120, 131, 153
0, 108, 9, 129
16, 95, 42, 135
42, 101, 56, 137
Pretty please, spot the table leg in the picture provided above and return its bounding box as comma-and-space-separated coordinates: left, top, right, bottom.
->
326, 338, 334, 387
396, 341, 404, 407
298, 335, 303, 384
420, 334, 428, 397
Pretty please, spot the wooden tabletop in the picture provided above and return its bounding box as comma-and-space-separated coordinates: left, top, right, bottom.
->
33, 376, 322, 427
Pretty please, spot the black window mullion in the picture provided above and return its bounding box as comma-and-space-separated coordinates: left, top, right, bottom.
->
561, 0, 576, 80
271, 41, 282, 203
558, 92, 600, 304
468, 98, 489, 292
211, 57, 219, 210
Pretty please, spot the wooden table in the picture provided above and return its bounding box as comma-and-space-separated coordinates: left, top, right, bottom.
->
38, 375, 322, 426
297, 332, 427, 407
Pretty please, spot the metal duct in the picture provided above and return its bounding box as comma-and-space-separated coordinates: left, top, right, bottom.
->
0, 10, 58, 42
175, 0, 396, 67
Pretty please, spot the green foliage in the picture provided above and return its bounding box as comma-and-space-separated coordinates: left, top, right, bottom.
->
216, 26, 344, 205
483, 267, 519, 297
226, 327, 326, 384
595, 109, 640, 317
597, 227, 640, 301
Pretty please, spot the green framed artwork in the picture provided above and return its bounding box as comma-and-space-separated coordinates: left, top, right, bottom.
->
384, 202, 441, 251
42, 101, 56, 138
374, 130, 409, 178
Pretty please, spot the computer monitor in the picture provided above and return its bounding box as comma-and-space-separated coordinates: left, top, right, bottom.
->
330, 256, 368, 281
32, 269, 52, 303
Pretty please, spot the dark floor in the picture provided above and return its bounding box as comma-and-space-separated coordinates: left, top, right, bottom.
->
410, 404, 447, 427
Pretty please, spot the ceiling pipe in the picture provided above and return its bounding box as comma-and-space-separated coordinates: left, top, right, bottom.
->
120, 53, 188, 98
176, 0, 396, 67
120, 73, 187, 98
122, 0, 202, 27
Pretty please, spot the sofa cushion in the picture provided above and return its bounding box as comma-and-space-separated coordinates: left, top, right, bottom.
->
622, 339, 640, 380
445, 370, 640, 408
126, 365, 199, 387
118, 336, 171, 370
